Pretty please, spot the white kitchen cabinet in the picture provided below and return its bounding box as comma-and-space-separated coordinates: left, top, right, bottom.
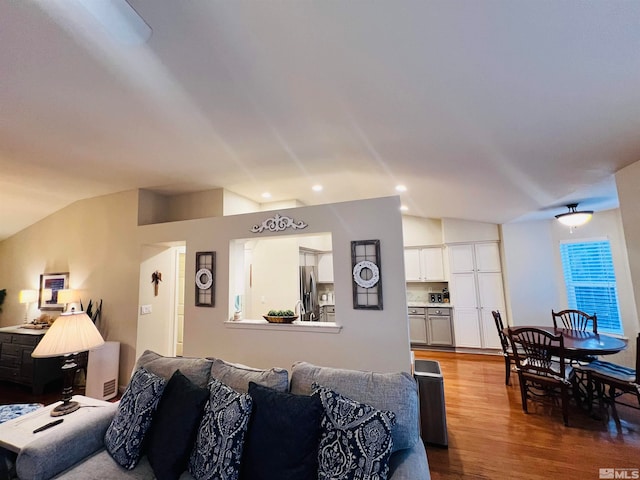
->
317, 253, 334, 282
449, 243, 505, 350
404, 247, 445, 282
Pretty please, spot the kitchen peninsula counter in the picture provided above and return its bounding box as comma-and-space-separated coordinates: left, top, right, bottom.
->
225, 319, 342, 334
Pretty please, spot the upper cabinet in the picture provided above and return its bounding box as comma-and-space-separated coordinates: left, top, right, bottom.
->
449, 243, 501, 274
404, 246, 446, 282
317, 253, 334, 283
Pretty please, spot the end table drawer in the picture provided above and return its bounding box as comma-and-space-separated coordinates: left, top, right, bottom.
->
1, 343, 21, 357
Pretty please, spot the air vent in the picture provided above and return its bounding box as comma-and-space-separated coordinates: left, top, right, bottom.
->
103, 379, 116, 397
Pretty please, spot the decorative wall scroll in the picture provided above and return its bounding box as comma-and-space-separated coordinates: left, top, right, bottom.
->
38, 272, 69, 310
351, 240, 383, 310
195, 251, 215, 307
251, 213, 308, 233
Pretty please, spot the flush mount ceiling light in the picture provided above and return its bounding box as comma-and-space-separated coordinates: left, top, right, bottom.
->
555, 203, 593, 227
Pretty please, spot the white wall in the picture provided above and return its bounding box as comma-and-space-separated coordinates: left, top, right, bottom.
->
244, 237, 300, 318
402, 216, 443, 246
442, 218, 500, 244
501, 221, 562, 327
137, 196, 412, 373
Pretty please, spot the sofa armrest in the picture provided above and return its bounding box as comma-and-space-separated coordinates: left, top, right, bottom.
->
16, 403, 117, 480
388, 440, 431, 480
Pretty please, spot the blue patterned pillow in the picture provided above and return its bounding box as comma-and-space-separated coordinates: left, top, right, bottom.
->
312, 383, 396, 480
104, 367, 166, 470
189, 378, 253, 480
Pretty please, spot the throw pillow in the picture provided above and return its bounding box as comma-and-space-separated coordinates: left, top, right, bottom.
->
189, 378, 253, 480
147, 370, 209, 480
134, 350, 213, 388
239, 382, 324, 480
290, 361, 418, 452
104, 367, 166, 470
209, 358, 289, 393
312, 383, 396, 480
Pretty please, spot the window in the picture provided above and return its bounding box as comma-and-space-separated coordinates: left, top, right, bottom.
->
559, 239, 622, 334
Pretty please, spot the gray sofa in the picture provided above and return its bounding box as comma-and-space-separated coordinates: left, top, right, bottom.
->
15, 351, 430, 480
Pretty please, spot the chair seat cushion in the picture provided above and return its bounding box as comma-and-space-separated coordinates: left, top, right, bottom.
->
575, 359, 636, 383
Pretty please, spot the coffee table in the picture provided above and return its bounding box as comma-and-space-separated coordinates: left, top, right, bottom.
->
0, 395, 112, 453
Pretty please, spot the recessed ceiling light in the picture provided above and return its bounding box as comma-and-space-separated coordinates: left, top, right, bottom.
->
400, 205, 409, 212
395, 185, 407, 192
312, 185, 323, 192
261, 192, 272, 199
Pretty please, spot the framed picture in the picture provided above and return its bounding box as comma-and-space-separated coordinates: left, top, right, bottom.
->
195, 251, 215, 307
38, 272, 69, 310
351, 240, 383, 310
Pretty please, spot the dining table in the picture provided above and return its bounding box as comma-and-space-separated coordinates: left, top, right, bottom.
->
504, 325, 628, 413
504, 325, 628, 358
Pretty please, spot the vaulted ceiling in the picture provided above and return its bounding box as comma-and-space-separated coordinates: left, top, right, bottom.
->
1, 0, 639, 240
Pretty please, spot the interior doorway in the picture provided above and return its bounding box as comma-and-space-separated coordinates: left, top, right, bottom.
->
137, 243, 186, 358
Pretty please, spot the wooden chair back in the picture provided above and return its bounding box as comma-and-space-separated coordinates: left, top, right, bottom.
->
551, 309, 598, 334
492, 310, 510, 355
508, 327, 567, 380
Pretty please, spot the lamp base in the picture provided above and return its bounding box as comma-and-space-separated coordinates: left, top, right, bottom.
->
51, 400, 80, 417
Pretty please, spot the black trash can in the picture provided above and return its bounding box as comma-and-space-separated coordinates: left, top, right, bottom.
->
413, 359, 448, 447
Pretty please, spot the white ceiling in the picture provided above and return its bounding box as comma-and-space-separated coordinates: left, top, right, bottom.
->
1, 0, 639, 240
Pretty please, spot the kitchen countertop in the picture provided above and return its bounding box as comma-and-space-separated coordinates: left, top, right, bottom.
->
408, 303, 453, 309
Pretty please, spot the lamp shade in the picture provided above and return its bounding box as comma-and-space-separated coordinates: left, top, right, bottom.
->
32, 310, 104, 358
19, 289, 38, 304
555, 203, 593, 227
56, 289, 79, 305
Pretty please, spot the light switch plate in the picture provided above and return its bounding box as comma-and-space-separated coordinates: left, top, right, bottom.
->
140, 304, 152, 315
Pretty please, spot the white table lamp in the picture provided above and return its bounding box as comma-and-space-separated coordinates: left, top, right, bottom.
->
32, 310, 105, 416
18, 289, 38, 323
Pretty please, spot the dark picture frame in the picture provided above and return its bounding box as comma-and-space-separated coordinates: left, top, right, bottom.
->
351, 240, 383, 310
38, 272, 69, 311
195, 251, 216, 307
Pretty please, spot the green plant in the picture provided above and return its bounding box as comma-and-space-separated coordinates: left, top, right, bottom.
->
267, 309, 295, 317
0, 289, 6, 313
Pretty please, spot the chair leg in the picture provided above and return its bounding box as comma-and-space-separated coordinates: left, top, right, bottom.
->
561, 384, 569, 426
518, 374, 528, 413
609, 386, 620, 423
504, 356, 511, 385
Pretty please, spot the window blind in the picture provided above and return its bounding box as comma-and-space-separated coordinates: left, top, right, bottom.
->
559, 240, 622, 334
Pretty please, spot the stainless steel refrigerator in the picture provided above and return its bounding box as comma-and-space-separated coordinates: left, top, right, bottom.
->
299, 266, 319, 321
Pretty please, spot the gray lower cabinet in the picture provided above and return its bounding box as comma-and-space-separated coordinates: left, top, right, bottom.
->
409, 308, 427, 344
409, 307, 454, 347
427, 308, 454, 346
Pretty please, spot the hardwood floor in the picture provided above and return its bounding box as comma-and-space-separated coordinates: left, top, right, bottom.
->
415, 350, 640, 480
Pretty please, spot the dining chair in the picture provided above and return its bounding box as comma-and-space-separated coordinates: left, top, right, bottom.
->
507, 326, 574, 426
576, 333, 639, 419
551, 309, 598, 334
492, 310, 518, 386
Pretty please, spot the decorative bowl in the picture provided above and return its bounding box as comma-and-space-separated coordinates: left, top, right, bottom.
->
263, 315, 298, 324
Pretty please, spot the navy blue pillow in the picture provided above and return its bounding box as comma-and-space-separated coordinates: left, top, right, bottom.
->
104, 367, 166, 469
240, 382, 323, 480
147, 369, 209, 480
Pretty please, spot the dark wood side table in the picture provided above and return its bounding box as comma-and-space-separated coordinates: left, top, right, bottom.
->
0, 326, 63, 394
